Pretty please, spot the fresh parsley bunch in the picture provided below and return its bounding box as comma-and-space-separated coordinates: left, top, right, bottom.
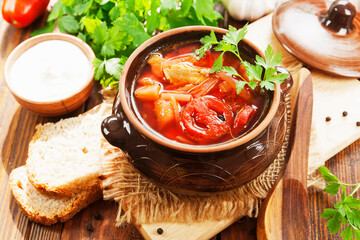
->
319, 166, 360, 240
195, 24, 289, 93
33, 0, 222, 88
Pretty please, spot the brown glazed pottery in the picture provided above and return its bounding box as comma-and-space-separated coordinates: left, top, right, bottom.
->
273, 0, 360, 78
101, 26, 292, 195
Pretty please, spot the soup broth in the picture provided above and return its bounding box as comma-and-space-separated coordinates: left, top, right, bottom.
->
133, 42, 269, 145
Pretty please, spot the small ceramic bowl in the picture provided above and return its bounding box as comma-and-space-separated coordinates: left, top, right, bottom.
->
102, 26, 292, 195
4, 33, 95, 116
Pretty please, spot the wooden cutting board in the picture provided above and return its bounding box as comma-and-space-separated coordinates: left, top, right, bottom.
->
129, 14, 360, 240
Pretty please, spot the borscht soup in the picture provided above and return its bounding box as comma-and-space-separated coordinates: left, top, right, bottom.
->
132, 42, 270, 145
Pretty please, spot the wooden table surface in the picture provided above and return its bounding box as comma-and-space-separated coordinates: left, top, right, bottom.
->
0, 4, 359, 240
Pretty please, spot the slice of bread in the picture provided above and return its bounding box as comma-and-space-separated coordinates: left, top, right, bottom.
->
9, 166, 102, 226
26, 103, 111, 196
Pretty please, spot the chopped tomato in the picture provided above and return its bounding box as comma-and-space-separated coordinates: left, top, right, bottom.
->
237, 85, 253, 103
194, 50, 216, 68
215, 72, 237, 89
232, 105, 256, 136
180, 96, 233, 143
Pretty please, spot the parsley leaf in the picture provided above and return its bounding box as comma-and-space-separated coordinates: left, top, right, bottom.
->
319, 166, 340, 182
223, 24, 247, 46
319, 166, 360, 239
340, 227, 353, 240
210, 53, 224, 73
355, 229, 360, 240
194, 0, 223, 25
58, 15, 80, 34
221, 66, 241, 77
196, 25, 289, 94
324, 182, 341, 195
113, 13, 150, 48
256, 45, 282, 68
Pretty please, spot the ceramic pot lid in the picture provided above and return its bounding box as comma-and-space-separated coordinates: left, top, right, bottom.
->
273, 0, 360, 77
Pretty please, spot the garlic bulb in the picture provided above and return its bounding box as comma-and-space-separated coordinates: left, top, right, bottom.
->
221, 0, 287, 21
223, 0, 360, 22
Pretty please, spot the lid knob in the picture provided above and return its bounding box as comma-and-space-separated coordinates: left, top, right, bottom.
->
319, 0, 356, 35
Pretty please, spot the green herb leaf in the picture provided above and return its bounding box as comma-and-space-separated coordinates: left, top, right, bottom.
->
221, 66, 241, 77
58, 15, 80, 34
47, 1, 64, 22
210, 53, 224, 73
344, 195, 360, 209
30, 21, 56, 36
324, 182, 341, 195
104, 58, 122, 80
327, 212, 342, 234
340, 227, 353, 240
354, 209, 360, 229
260, 80, 275, 91
113, 13, 150, 47
319, 166, 340, 182
195, 31, 218, 59
248, 80, 258, 90
321, 208, 339, 219
93, 57, 105, 81
214, 41, 237, 53
256, 45, 282, 69
320, 167, 360, 239
223, 24, 247, 46
354, 228, 360, 240
194, 0, 222, 25
244, 61, 262, 81
236, 81, 246, 94
179, 0, 192, 16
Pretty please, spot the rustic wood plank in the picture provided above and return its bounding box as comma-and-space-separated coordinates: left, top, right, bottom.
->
220, 218, 257, 240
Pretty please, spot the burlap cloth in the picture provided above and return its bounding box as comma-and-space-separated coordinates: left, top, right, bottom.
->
100, 72, 324, 226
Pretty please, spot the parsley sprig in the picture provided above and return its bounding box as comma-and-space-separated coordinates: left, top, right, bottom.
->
195, 24, 289, 93
33, 0, 222, 88
319, 166, 360, 240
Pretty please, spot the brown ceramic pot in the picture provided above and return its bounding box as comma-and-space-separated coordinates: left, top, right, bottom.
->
102, 26, 291, 195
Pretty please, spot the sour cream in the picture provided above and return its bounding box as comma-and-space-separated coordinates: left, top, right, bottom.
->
9, 40, 91, 102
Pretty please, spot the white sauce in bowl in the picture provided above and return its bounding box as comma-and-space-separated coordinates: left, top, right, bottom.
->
9, 40, 91, 102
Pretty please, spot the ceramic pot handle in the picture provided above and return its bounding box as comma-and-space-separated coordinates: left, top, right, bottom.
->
101, 111, 131, 149
319, 0, 356, 35
276, 66, 293, 95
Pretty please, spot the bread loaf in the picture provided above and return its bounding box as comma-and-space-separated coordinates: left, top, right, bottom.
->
25, 103, 110, 196
9, 166, 102, 226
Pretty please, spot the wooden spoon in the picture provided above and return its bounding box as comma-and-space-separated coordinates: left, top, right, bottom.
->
257, 68, 313, 240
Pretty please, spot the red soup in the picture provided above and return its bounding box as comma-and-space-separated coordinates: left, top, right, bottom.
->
132, 42, 270, 145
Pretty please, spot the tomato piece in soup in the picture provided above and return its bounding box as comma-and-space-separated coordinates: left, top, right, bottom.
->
180, 96, 233, 143
232, 105, 256, 136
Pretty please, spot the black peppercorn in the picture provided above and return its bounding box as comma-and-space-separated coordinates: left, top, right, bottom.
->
94, 212, 101, 220
157, 228, 164, 235
87, 224, 94, 232
342, 111, 348, 117
326, 116, 331, 122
